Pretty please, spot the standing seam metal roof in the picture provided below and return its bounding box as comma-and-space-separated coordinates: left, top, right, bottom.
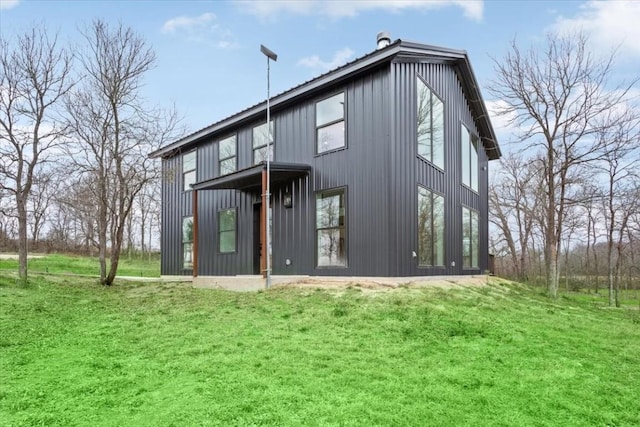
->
149, 39, 500, 160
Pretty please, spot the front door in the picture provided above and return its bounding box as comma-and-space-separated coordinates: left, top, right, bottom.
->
253, 203, 261, 274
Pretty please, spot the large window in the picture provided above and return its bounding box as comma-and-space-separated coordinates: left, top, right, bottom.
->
183, 150, 196, 191
316, 92, 345, 154
316, 189, 346, 267
182, 216, 193, 269
462, 207, 479, 268
218, 208, 236, 253
253, 121, 274, 165
219, 135, 237, 176
461, 125, 479, 192
417, 77, 444, 169
418, 186, 444, 266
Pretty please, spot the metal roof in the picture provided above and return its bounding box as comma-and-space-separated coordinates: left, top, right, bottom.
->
149, 39, 500, 160
191, 162, 311, 192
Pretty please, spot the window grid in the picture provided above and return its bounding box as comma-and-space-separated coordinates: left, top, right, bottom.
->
417, 186, 445, 267
183, 150, 196, 192
461, 124, 479, 192
316, 92, 345, 154
417, 76, 444, 169
252, 121, 274, 165
218, 135, 237, 176
218, 208, 237, 253
316, 188, 347, 267
182, 216, 194, 269
462, 207, 479, 268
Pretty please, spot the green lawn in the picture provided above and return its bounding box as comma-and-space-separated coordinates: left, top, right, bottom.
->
0, 253, 160, 278
1, 274, 639, 426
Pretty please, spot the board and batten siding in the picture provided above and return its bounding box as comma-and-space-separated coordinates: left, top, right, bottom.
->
389, 60, 489, 276
160, 68, 393, 276
160, 59, 491, 277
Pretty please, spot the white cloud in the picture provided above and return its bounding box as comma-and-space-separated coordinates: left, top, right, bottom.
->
298, 47, 355, 72
237, 0, 483, 22
161, 12, 237, 48
485, 99, 516, 132
551, 1, 640, 57
0, 0, 19, 10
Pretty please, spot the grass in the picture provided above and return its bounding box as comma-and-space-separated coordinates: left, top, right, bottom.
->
0, 253, 160, 278
1, 275, 639, 426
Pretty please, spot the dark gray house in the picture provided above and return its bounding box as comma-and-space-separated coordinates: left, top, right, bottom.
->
149, 35, 501, 281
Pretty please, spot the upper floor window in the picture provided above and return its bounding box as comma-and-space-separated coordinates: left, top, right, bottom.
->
316, 188, 346, 267
316, 92, 345, 154
417, 77, 444, 169
183, 150, 196, 191
182, 216, 194, 269
461, 125, 478, 192
218, 208, 237, 253
253, 121, 274, 165
219, 135, 237, 176
462, 207, 479, 268
418, 186, 444, 267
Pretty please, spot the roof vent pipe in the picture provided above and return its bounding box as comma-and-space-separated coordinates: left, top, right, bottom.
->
377, 31, 391, 49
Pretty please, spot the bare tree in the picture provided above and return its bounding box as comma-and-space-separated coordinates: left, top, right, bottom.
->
489, 32, 638, 298
489, 153, 542, 280
0, 26, 73, 280
65, 20, 178, 285
596, 118, 640, 306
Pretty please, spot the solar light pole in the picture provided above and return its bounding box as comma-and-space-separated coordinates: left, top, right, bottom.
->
260, 44, 277, 289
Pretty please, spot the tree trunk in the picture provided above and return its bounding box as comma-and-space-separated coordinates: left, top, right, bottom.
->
17, 198, 28, 281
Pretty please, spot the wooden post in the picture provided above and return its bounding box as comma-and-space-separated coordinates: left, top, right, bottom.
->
261, 169, 267, 278
192, 189, 198, 278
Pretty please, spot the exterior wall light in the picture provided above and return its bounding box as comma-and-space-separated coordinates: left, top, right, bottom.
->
283, 192, 293, 208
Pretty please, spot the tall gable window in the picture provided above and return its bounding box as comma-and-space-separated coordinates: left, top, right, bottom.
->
461, 125, 479, 192
316, 188, 346, 267
316, 92, 345, 154
462, 207, 479, 268
253, 121, 274, 165
417, 77, 444, 169
182, 216, 193, 269
218, 208, 237, 253
183, 150, 196, 191
418, 186, 444, 266
219, 135, 237, 176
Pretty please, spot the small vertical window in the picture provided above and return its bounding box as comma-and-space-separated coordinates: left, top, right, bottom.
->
417, 77, 444, 169
183, 150, 196, 191
182, 216, 194, 269
316, 189, 346, 267
219, 135, 237, 176
418, 186, 445, 266
462, 207, 479, 268
316, 92, 345, 154
461, 125, 479, 192
218, 208, 236, 253
253, 121, 274, 165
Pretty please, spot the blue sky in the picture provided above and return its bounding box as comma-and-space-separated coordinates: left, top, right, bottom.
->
1, 0, 638, 145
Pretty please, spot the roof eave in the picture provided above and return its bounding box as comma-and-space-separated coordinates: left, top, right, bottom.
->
149, 42, 403, 159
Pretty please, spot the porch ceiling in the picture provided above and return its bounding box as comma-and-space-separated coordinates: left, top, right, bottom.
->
191, 162, 311, 192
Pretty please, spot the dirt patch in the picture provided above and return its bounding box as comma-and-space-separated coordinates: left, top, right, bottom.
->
0, 253, 45, 260
274, 275, 501, 294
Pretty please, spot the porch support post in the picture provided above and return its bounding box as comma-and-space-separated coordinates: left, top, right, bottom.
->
261, 169, 267, 278
192, 189, 199, 278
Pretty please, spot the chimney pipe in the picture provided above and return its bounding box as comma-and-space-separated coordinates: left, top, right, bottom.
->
377, 31, 391, 49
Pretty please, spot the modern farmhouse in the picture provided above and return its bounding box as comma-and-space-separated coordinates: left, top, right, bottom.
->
149, 34, 501, 280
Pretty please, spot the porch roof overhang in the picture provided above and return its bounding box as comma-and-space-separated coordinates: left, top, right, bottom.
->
191, 162, 311, 192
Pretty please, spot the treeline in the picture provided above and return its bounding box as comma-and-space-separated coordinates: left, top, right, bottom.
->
488, 33, 639, 305
0, 21, 182, 284
0, 174, 160, 259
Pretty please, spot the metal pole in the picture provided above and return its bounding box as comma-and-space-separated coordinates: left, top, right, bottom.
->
265, 55, 271, 289
260, 44, 277, 289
